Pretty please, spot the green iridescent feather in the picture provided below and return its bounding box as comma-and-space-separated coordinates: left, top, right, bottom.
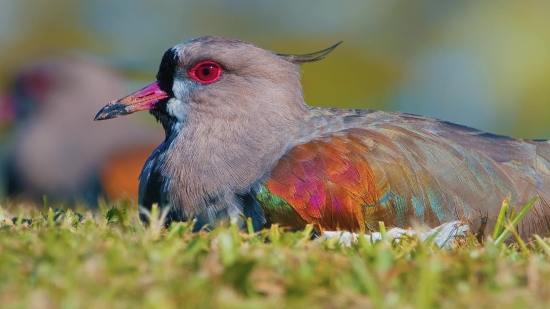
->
256, 186, 307, 228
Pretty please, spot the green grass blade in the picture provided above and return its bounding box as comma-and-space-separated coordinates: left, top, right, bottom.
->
505, 221, 529, 255
47, 207, 54, 227
246, 217, 254, 235
378, 221, 388, 242
492, 199, 510, 240
494, 196, 538, 245
534, 235, 550, 255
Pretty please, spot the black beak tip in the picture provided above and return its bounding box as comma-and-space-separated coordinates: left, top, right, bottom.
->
94, 102, 128, 121
94, 107, 112, 121
94, 111, 107, 121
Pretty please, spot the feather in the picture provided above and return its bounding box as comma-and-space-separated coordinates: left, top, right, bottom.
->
277, 41, 342, 64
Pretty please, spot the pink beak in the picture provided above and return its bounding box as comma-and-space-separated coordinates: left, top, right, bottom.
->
94, 81, 169, 121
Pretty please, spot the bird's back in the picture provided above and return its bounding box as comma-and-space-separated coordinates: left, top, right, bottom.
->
259, 107, 550, 238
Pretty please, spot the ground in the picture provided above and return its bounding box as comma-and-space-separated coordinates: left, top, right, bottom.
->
0, 201, 549, 309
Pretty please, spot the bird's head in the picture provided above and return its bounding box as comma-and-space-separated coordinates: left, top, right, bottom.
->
4, 57, 124, 126
1, 63, 55, 125
95, 36, 340, 135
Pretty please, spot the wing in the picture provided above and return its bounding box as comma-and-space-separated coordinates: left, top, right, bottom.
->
258, 112, 550, 238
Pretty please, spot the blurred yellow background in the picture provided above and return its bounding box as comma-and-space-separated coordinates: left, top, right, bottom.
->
2, 1, 550, 201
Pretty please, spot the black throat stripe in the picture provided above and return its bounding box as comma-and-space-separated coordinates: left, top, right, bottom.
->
156, 48, 178, 97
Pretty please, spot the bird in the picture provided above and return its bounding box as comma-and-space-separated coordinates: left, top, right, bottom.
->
95, 36, 550, 239
2, 56, 162, 205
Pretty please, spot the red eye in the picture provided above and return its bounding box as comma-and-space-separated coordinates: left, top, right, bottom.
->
188, 61, 222, 84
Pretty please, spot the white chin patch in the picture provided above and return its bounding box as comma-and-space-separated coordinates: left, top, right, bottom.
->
166, 98, 187, 122
167, 78, 193, 122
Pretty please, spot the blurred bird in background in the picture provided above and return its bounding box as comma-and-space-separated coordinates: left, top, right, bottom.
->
0, 56, 163, 206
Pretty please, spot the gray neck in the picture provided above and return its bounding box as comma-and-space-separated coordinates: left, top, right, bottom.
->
141, 99, 310, 228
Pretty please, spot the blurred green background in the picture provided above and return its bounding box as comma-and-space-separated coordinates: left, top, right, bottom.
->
2, 1, 550, 137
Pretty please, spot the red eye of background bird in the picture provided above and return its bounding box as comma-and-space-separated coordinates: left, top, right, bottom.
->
188, 61, 222, 84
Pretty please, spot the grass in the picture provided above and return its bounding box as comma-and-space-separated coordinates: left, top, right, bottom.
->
0, 201, 550, 308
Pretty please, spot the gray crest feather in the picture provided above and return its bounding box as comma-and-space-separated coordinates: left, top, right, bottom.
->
277, 41, 342, 64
